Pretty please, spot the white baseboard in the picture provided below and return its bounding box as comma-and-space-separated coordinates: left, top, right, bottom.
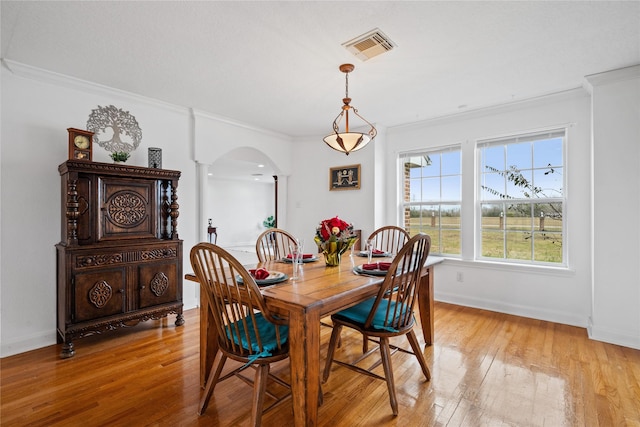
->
588, 324, 640, 350
437, 291, 640, 350
1, 330, 57, 358
435, 291, 587, 329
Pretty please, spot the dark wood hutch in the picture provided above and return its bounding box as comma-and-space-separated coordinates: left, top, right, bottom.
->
56, 160, 184, 358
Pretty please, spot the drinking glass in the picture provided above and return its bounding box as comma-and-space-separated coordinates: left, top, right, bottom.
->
297, 238, 305, 266
296, 238, 305, 252
289, 242, 303, 280
366, 239, 373, 264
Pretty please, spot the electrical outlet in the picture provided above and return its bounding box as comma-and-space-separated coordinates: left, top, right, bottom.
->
456, 272, 463, 282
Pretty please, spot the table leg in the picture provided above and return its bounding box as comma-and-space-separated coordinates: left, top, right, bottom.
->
417, 266, 434, 346
288, 306, 321, 426
200, 290, 218, 388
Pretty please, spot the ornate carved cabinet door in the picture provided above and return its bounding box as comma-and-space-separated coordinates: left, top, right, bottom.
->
73, 268, 125, 322
99, 177, 157, 241
138, 260, 179, 309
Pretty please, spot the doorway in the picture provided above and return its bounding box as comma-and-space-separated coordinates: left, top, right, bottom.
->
205, 147, 277, 251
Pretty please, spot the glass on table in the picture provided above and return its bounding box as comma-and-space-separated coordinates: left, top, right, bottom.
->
366, 239, 374, 264
289, 240, 304, 280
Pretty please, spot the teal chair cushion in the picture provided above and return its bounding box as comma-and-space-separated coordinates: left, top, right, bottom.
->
333, 297, 411, 333
226, 312, 289, 363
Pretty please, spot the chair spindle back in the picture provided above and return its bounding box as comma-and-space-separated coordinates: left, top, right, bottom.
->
255, 228, 297, 262
367, 225, 410, 255
190, 243, 287, 359
365, 233, 431, 332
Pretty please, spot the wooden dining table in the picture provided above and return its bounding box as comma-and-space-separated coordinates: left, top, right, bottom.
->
185, 252, 442, 426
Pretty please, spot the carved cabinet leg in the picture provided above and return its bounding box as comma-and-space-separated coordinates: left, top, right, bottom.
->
175, 313, 185, 326
61, 341, 75, 359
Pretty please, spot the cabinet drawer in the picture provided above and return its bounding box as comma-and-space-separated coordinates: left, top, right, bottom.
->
73, 269, 125, 322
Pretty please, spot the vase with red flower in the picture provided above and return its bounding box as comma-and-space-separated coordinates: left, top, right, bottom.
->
314, 216, 357, 266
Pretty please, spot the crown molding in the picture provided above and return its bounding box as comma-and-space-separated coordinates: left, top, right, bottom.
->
584, 64, 640, 90
2, 58, 189, 115
389, 87, 588, 132
2, 59, 294, 140
191, 108, 292, 141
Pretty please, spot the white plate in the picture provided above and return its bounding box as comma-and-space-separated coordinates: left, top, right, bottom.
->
237, 271, 288, 285
354, 265, 389, 276
357, 251, 390, 258
282, 256, 318, 263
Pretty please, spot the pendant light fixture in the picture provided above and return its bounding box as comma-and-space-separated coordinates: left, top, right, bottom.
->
323, 64, 377, 155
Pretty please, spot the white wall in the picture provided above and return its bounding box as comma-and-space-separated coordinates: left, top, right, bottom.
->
587, 65, 640, 349
0, 63, 201, 356
386, 89, 594, 329
286, 133, 379, 249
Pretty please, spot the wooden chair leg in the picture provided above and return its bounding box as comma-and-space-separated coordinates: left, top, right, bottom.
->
322, 324, 342, 383
251, 364, 270, 427
199, 352, 227, 415
362, 334, 369, 353
406, 330, 431, 380
379, 337, 398, 416
323, 318, 342, 348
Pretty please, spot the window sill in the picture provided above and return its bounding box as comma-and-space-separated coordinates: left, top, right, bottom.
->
438, 257, 576, 277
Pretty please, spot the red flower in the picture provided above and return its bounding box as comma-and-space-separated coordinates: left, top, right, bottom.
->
315, 216, 354, 242
329, 217, 349, 230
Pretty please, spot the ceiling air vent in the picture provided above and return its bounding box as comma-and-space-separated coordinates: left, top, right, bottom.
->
343, 28, 395, 61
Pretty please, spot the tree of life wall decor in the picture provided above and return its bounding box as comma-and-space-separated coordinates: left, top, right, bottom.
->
86, 105, 142, 155
330, 164, 361, 191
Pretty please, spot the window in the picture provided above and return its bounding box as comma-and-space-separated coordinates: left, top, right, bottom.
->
401, 147, 461, 256
478, 129, 565, 265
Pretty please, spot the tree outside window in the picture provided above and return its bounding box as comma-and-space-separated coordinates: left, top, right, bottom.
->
479, 129, 565, 264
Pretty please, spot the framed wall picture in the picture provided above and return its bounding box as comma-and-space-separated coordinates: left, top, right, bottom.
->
330, 164, 361, 191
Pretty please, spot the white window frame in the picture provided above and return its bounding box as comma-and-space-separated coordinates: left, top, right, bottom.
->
476, 128, 567, 266
399, 144, 462, 257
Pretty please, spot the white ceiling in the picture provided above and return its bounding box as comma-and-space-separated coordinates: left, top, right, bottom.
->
2, 1, 639, 180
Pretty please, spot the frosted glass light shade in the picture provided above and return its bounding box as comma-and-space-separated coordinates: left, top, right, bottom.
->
323, 132, 371, 155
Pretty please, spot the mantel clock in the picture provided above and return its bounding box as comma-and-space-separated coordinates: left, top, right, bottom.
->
67, 128, 94, 161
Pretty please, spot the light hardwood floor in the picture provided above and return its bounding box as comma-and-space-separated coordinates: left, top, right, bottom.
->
2, 302, 639, 426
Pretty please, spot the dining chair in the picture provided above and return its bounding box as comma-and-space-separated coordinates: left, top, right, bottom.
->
360, 225, 411, 352
190, 242, 291, 427
255, 228, 297, 262
257, 227, 337, 351
366, 225, 410, 255
322, 233, 432, 416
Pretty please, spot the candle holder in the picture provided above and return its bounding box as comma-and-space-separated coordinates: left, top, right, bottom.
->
148, 147, 162, 168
